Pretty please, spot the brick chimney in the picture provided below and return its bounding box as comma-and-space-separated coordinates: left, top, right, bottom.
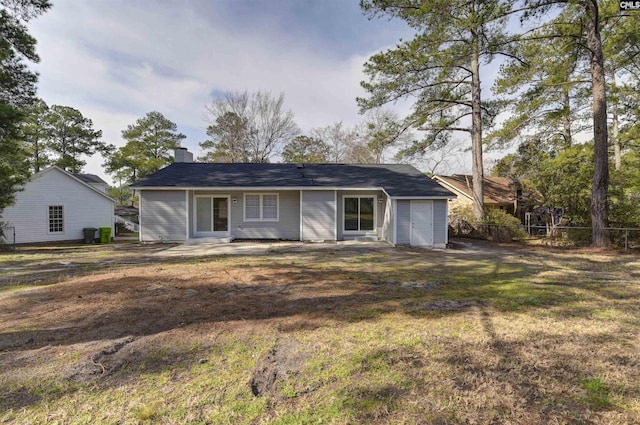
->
174, 147, 193, 163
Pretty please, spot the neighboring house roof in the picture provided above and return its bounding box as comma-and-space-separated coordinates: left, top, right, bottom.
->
131, 163, 455, 198
432, 174, 515, 205
115, 206, 139, 216
73, 173, 108, 185
35, 166, 115, 202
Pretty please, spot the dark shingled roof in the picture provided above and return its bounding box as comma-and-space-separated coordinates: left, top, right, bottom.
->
433, 174, 515, 205
74, 173, 107, 185
131, 163, 454, 198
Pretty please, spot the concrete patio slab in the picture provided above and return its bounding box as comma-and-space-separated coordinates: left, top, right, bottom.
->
151, 240, 392, 257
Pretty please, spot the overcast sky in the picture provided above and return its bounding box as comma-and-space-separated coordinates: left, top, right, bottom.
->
30, 0, 479, 184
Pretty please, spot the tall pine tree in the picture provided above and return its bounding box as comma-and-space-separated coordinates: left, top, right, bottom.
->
0, 0, 51, 211
105, 111, 185, 182
359, 0, 512, 220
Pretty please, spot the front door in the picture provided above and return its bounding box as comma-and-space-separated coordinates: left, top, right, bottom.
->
410, 201, 433, 247
195, 196, 229, 235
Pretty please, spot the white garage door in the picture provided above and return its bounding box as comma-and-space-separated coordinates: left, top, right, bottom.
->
410, 200, 434, 247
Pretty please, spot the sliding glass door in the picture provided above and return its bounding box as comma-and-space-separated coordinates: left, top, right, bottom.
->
195, 196, 229, 235
344, 196, 375, 232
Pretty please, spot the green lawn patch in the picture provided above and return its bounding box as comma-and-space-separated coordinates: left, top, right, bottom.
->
0, 243, 639, 423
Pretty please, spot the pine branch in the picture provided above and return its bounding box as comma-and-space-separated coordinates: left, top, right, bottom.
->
418, 126, 471, 133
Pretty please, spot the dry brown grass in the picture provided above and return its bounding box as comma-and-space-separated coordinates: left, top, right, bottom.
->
0, 240, 639, 424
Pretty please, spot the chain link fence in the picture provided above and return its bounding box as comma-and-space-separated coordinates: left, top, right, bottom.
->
452, 222, 640, 252
531, 226, 640, 251
0, 224, 16, 251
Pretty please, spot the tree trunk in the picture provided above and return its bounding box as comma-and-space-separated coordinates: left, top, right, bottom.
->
612, 102, 620, 172
585, 0, 610, 247
34, 140, 41, 173
470, 26, 484, 222
610, 73, 621, 172
562, 87, 573, 148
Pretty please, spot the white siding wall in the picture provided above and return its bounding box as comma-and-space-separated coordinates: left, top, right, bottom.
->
89, 183, 107, 193
301, 191, 336, 241
1, 168, 114, 244
140, 190, 187, 242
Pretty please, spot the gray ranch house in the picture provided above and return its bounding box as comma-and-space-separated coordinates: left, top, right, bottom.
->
130, 149, 456, 247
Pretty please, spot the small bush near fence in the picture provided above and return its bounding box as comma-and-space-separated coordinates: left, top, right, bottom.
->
448, 207, 640, 251
449, 206, 528, 242
544, 226, 640, 251
484, 209, 529, 240
548, 227, 592, 247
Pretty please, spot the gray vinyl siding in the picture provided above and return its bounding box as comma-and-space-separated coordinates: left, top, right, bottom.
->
396, 200, 411, 244
186, 190, 300, 240
336, 190, 385, 240
231, 190, 300, 240
141, 190, 187, 242
301, 191, 335, 241
433, 200, 448, 246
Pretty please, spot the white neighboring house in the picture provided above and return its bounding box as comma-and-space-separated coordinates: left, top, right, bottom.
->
1, 166, 115, 244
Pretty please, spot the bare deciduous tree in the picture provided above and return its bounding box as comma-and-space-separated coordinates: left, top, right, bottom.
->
311, 122, 360, 163
202, 90, 299, 163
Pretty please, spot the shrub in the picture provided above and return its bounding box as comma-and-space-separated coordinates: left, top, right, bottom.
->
449, 205, 483, 238
483, 208, 528, 240
449, 205, 527, 240
115, 221, 128, 235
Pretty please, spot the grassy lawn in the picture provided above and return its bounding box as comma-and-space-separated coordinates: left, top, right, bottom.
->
1, 241, 639, 424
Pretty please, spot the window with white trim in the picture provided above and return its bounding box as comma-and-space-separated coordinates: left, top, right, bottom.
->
244, 193, 279, 221
262, 194, 278, 219
344, 196, 374, 232
48, 205, 64, 233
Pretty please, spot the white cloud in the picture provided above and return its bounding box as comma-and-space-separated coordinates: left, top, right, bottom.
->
28, 1, 419, 184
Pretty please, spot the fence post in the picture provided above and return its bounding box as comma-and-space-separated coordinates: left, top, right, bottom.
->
625, 229, 628, 253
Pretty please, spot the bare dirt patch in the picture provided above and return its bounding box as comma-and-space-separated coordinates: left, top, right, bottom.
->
249, 336, 309, 398
70, 336, 137, 381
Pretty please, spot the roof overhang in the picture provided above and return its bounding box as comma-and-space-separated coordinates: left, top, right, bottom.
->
132, 186, 454, 199
132, 186, 385, 191
431, 177, 473, 201
388, 195, 457, 200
